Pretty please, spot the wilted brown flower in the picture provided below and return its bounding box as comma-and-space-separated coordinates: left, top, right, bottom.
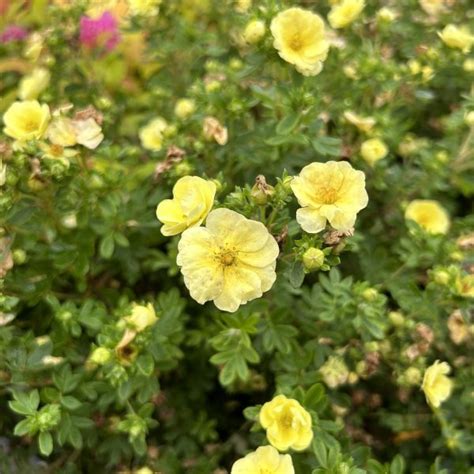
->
203, 116, 228, 145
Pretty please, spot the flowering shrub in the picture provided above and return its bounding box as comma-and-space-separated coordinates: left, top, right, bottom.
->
0, 0, 473, 473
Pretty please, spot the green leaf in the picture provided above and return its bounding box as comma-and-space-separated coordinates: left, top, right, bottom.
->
14, 419, 33, 436
390, 455, 405, 474
99, 234, 115, 259
38, 431, 53, 456
61, 396, 81, 411
312, 437, 328, 468
276, 113, 299, 135
311, 136, 341, 157
304, 384, 326, 412
136, 354, 154, 376
289, 261, 305, 288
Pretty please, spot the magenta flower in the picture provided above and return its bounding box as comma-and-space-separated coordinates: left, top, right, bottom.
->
0, 25, 28, 43
79, 11, 120, 52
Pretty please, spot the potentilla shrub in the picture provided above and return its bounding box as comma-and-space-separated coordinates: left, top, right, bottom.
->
0, 0, 473, 473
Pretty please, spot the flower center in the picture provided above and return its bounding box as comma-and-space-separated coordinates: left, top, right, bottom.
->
289, 33, 303, 51
24, 119, 39, 132
50, 144, 64, 157
318, 186, 339, 204
216, 248, 236, 267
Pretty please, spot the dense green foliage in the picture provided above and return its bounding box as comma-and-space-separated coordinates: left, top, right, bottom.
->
0, 0, 473, 472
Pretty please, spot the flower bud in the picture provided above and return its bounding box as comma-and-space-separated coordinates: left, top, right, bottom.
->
12, 249, 26, 264
89, 347, 112, 365
243, 20, 266, 45
174, 98, 196, 119
126, 303, 157, 333
404, 367, 422, 386
302, 247, 325, 271
433, 270, 450, 285
389, 311, 405, 327
465, 111, 474, 127
362, 288, 378, 301
250, 175, 274, 205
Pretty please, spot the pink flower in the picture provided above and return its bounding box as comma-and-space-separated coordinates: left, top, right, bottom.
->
79, 11, 120, 52
0, 25, 28, 43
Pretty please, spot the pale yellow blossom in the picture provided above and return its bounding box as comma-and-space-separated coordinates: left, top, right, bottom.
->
405, 200, 450, 234
422, 360, 453, 408
139, 117, 168, 151
231, 445, 294, 474
328, 0, 365, 29
259, 395, 313, 451
156, 176, 216, 236
125, 303, 157, 332
270, 8, 330, 76
343, 111, 376, 133
18, 68, 50, 100
438, 25, 474, 53
360, 138, 388, 166
3, 101, 50, 141
176, 208, 279, 312
291, 161, 368, 233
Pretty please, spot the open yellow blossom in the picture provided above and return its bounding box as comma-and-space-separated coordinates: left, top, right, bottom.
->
139, 117, 168, 151
419, 0, 445, 17
19, 68, 50, 100
405, 200, 450, 234
156, 176, 216, 236
125, 303, 157, 332
343, 111, 375, 133
176, 208, 279, 312
260, 395, 313, 451
422, 360, 453, 408
231, 445, 294, 474
3, 100, 50, 141
360, 138, 388, 166
270, 8, 330, 76
47, 117, 78, 147
291, 161, 368, 234
438, 25, 474, 53
328, 0, 365, 29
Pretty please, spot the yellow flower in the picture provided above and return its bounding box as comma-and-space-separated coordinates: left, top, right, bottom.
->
139, 117, 168, 151
18, 68, 50, 100
176, 208, 279, 312
156, 176, 216, 236
405, 200, 450, 234
47, 117, 78, 147
259, 395, 313, 451
438, 25, 474, 53
328, 0, 365, 29
456, 274, 474, 298
343, 111, 376, 133
464, 58, 474, 72
128, 0, 161, 16
174, 98, 196, 119
421, 360, 453, 408
360, 138, 388, 166
3, 100, 50, 141
419, 0, 445, 16
377, 7, 397, 23
291, 161, 368, 233
39, 143, 77, 166
243, 20, 266, 45
270, 8, 330, 76
231, 445, 294, 474
126, 303, 157, 332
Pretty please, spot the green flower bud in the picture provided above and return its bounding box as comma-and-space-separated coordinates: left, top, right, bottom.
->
12, 249, 26, 265
362, 288, 378, 301
389, 311, 405, 327
302, 247, 325, 271
89, 347, 112, 365
433, 270, 450, 285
